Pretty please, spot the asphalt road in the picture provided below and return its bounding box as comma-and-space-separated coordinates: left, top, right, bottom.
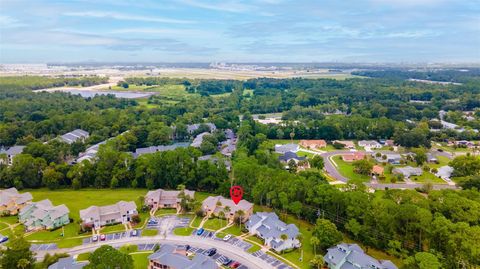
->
321, 150, 459, 190
34, 235, 275, 269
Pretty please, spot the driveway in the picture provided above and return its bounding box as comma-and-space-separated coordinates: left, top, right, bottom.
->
34, 235, 275, 269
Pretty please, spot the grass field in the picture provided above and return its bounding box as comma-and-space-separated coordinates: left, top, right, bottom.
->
131, 252, 152, 269
173, 227, 194, 236
142, 229, 158, 237
203, 218, 227, 231
332, 156, 371, 182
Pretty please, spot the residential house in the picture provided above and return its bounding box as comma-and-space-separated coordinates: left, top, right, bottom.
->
392, 166, 423, 178
148, 244, 218, 269
342, 152, 366, 162
372, 165, 384, 176
133, 142, 190, 158
80, 201, 137, 229
278, 152, 309, 170
246, 212, 301, 252
220, 129, 237, 157
324, 243, 397, 269
198, 155, 232, 171
59, 129, 89, 144
358, 140, 382, 149
455, 140, 475, 148
191, 132, 210, 148
373, 153, 402, 164
48, 257, 87, 269
436, 166, 454, 181
0, 146, 25, 165
19, 199, 70, 231
76, 140, 106, 163
385, 140, 395, 147
187, 123, 216, 134
299, 140, 327, 150
274, 144, 299, 154
333, 140, 355, 149
426, 153, 438, 163
202, 196, 253, 223
145, 188, 195, 210
0, 188, 32, 215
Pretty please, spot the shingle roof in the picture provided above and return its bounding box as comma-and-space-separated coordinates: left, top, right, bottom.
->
202, 196, 253, 216
145, 189, 195, 205
278, 151, 306, 162
60, 129, 89, 144
134, 142, 190, 158
247, 212, 300, 243
80, 201, 136, 222
148, 244, 217, 269
324, 243, 397, 269
5, 146, 25, 155
48, 257, 87, 269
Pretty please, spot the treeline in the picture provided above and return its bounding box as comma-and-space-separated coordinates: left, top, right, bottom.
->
352, 68, 480, 83
0, 76, 108, 91
186, 80, 242, 96
0, 145, 228, 193
234, 119, 480, 268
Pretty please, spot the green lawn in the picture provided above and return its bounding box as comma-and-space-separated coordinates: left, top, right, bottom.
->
190, 216, 202, 228
247, 244, 261, 253
142, 229, 158, 237
410, 172, 446, 184
100, 223, 125, 234
245, 235, 264, 245
203, 218, 228, 231
195, 192, 213, 203
0, 222, 8, 230
332, 156, 371, 182
154, 208, 177, 216
76, 252, 90, 261
0, 216, 19, 224
131, 252, 152, 269
173, 227, 194, 236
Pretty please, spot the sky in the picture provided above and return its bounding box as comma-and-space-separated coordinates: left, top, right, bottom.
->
0, 0, 479, 63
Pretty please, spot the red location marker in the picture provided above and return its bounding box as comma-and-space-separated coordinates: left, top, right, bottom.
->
230, 185, 243, 205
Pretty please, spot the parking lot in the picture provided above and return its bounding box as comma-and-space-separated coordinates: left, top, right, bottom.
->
251, 250, 293, 269
188, 246, 249, 269
214, 234, 252, 251
30, 243, 57, 251
137, 243, 158, 251
82, 229, 141, 245
147, 216, 190, 234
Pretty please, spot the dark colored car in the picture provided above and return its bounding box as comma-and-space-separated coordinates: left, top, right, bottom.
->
0, 236, 8, 244
206, 248, 217, 256
196, 228, 204, 236
222, 258, 233, 266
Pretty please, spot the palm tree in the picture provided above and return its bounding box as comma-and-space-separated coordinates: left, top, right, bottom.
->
224, 206, 231, 223
17, 258, 30, 269
310, 236, 319, 256
236, 210, 245, 230
218, 211, 225, 227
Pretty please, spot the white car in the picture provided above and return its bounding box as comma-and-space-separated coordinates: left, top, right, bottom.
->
223, 234, 232, 241
92, 235, 98, 242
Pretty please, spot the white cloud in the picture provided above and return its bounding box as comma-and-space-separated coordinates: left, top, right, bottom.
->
0, 15, 27, 28
63, 11, 194, 24
177, 0, 253, 13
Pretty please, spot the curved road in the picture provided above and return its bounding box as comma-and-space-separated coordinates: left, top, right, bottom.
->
321, 150, 459, 190
34, 235, 274, 269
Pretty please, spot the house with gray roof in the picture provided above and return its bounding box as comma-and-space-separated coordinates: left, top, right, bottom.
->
373, 153, 402, 165
76, 140, 106, 163
48, 257, 87, 269
278, 152, 306, 163
0, 145, 25, 165
392, 166, 423, 178
148, 244, 218, 269
246, 212, 301, 252
426, 153, 438, 163
145, 188, 195, 210
358, 140, 382, 149
191, 132, 210, 148
133, 142, 190, 158
0, 188, 32, 215
19, 199, 70, 231
59, 129, 89, 144
202, 196, 253, 223
198, 155, 232, 171
436, 166, 454, 181
187, 123, 216, 134
274, 144, 299, 154
80, 201, 137, 229
324, 243, 397, 269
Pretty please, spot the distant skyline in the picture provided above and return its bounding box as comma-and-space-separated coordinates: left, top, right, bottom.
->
0, 0, 479, 63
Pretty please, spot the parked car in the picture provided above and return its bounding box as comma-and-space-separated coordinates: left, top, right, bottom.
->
0, 236, 8, 244
185, 244, 191, 251
130, 230, 138, 236
222, 258, 233, 266
92, 235, 98, 242
230, 261, 241, 268
148, 218, 158, 225
206, 248, 217, 256
223, 234, 232, 241
100, 234, 106, 241
196, 228, 204, 236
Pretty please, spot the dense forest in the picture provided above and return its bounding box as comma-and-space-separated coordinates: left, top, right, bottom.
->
0, 74, 479, 268
352, 68, 480, 83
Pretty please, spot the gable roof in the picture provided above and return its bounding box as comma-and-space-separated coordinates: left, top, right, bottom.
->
145, 189, 195, 205
5, 146, 25, 155
278, 152, 306, 162
48, 257, 87, 269
59, 129, 89, 144
247, 212, 300, 241
325, 243, 397, 269
202, 196, 253, 215
148, 244, 217, 269
80, 201, 136, 221
134, 142, 190, 158
0, 188, 32, 206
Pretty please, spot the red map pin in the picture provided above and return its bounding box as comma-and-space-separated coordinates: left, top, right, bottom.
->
230, 185, 243, 205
